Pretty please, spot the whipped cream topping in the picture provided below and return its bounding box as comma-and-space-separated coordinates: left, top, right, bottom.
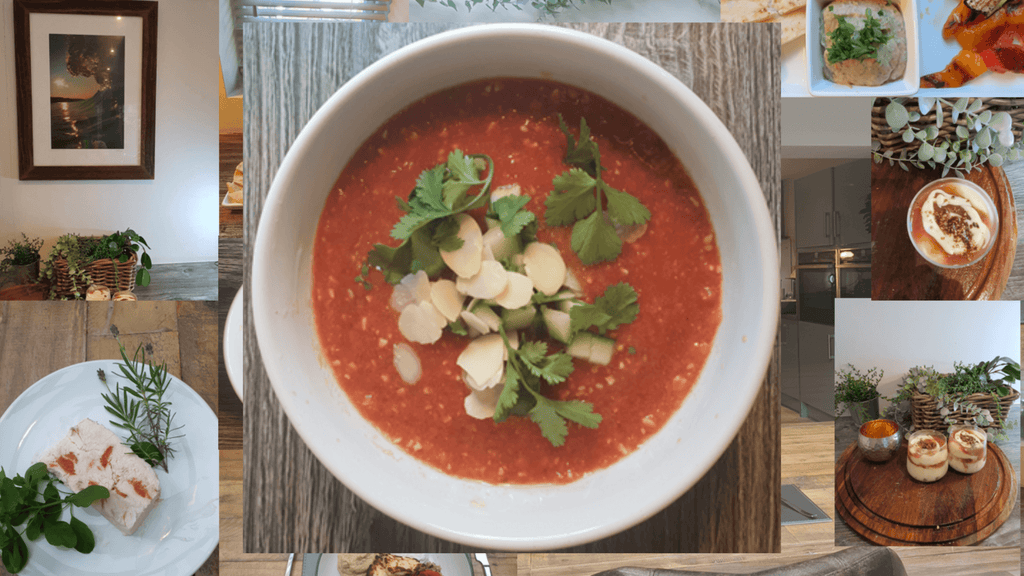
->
921, 187, 991, 256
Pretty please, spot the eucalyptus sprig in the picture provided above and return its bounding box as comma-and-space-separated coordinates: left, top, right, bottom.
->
414, 0, 610, 17
0, 463, 110, 573
873, 97, 1023, 178
98, 325, 182, 472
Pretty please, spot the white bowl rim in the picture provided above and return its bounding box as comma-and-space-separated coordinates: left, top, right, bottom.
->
252, 23, 779, 550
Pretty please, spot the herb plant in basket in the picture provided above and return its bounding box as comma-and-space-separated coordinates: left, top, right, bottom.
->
40, 230, 153, 300
0, 233, 44, 286
908, 357, 1020, 439
835, 364, 884, 425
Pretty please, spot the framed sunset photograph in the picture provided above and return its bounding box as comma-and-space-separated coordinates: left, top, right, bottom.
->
13, 0, 158, 180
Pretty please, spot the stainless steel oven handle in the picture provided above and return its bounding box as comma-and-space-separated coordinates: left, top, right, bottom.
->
828, 333, 835, 359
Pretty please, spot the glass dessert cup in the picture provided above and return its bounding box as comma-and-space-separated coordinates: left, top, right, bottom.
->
858, 418, 901, 462
906, 178, 999, 269
948, 424, 987, 474
907, 429, 948, 482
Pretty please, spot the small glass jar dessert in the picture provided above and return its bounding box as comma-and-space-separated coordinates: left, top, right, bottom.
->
907, 178, 999, 269
85, 284, 111, 301
948, 424, 987, 474
906, 430, 948, 482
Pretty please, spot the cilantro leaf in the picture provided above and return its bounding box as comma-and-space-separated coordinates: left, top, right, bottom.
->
570, 282, 640, 336
518, 340, 548, 365
825, 8, 892, 64
558, 114, 600, 175
571, 210, 621, 266
494, 363, 524, 422
491, 195, 537, 238
361, 151, 494, 286
545, 116, 650, 265
430, 217, 464, 252
602, 182, 652, 227
523, 352, 574, 385
545, 169, 597, 226
528, 401, 569, 446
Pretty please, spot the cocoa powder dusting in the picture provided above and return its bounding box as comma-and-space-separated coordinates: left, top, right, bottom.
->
933, 204, 979, 251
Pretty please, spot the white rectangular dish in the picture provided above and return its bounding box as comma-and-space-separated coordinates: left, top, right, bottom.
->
807, 0, 920, 96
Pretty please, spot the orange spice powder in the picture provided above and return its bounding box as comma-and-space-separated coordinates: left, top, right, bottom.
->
861, 420, 898, 438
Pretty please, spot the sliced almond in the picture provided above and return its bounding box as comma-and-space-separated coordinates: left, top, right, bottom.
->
460, 310, 491, 335
390, 270, 431, 311
464, 385, 504, 420
482, 227, 519, 262
440, 214, 483, 278
490, 183, 522, 203
563, 268, 583, 295
456, 260, 509, 299
398, 301, 444, 344
392, 343, 422, 384
494, 272, 534, 309
457, 334, 505, 390
523, 242, 566, 296
430, 279, 465, 322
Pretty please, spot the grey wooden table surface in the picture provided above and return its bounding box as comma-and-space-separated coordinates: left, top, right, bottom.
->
1001, 160, 1024, 313
834, 409, 1021, 547
242, 22, 782, 553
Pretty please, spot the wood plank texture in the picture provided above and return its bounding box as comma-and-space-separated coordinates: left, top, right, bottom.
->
220, 238, 244, 450
871, 162, 1017, 300
780, 418, 834, 554
242, 22, 781, 553
134, 262, 219, 302
0, 301, 218, 575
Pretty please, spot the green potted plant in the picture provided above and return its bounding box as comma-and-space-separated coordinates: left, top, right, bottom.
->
39, 230, 153, 300
0, 233, 44, 287
835, 364, 884, 425
902, 357, 1020, 439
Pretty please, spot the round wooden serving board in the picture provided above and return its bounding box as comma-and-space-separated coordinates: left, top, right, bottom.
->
871, 161, 1017, 300
835, 441, 1017, 545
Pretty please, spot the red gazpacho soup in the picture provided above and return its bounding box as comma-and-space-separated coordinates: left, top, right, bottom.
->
312, 78, 722, 485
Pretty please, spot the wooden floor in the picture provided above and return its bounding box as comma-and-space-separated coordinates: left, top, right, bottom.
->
780, 407, 834, 554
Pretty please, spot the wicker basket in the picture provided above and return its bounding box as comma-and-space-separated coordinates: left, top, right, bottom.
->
910, 389, 1020, 433
52, 253, 137, 298
872, 97, 1024, 158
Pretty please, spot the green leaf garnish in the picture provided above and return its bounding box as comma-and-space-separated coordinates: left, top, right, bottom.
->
493, 326, 600, 446
491, 195, 537, 239
825, 8, 892, 65
545, 115, 651, 265
361, 150, 494, 286
569, 282, 640, 337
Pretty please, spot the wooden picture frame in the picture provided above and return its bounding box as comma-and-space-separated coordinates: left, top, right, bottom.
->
13, 0, 158, 180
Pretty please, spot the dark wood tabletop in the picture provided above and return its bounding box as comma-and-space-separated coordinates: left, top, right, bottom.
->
0, 300, 219, 575
834, 409, 1020, 547
219, 237, 244, 450
242, 22, 782, 554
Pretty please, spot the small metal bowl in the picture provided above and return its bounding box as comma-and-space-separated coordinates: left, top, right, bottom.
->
858, 419, 902, 462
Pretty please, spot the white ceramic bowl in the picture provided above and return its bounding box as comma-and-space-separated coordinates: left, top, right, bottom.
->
252, 24, 778, 550
807, 0, 920, 96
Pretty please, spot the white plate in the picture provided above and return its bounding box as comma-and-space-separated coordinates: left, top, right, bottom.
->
0, 360, 219, 576
222, 191, 242, 210
224, 287, 244, 402
806, 0, 920, 96
784, 0, 1022, 97
917, 0, 1023, 96
317, 554, 474, 576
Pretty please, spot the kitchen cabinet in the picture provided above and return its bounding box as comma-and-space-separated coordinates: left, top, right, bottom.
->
794, 159, 871, 250
781, 318, 800, 413
798, 320, 835, 422
832, 159, 872, 246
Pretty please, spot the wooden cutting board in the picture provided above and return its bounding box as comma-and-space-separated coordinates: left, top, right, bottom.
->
871, 161, 1017, 300
835, 441, 1017, 545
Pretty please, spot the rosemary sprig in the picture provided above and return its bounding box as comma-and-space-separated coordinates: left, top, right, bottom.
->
98, 325, 183, 472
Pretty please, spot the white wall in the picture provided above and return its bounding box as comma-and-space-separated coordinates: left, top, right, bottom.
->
0, 0, 218, 264
836, 299, 1022, 410
782, 98, 872, 159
